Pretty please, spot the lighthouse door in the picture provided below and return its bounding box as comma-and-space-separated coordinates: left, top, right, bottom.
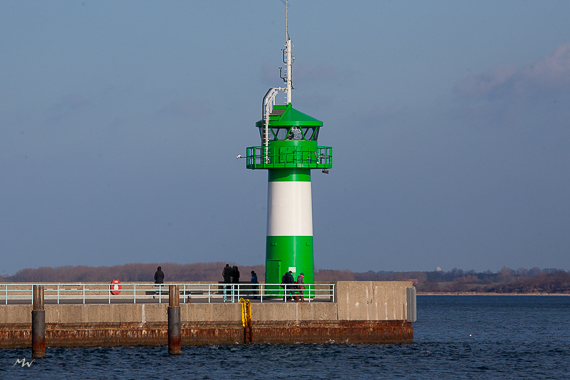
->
266, 260, 281, 285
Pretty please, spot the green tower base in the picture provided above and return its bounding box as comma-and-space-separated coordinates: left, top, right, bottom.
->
265, 236, 315, 298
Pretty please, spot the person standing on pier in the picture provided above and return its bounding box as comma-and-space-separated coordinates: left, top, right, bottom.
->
154, 266, 164, 284
296, 272, 305, 302
251, 271, 259, 299
232, 266, 241, 298
222, 264, 233, 302
153, 266, 165, 299
232, 266, 240, 283
282, 271, 295, 301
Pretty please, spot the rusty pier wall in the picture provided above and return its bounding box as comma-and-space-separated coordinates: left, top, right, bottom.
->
0, 281, 414, 347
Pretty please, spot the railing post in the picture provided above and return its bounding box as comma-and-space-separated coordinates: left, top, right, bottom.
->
32, 285, 45, 358
168, 285, 181, 355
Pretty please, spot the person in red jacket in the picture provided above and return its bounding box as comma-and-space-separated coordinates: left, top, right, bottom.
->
296, 273, 305, 302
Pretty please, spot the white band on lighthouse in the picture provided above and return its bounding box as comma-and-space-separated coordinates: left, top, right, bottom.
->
267, 181, 313, 237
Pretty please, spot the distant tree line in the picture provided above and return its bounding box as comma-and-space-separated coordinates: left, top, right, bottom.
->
315, 266, 570, 294
1, 264, 569, 294
0, 262, 265, 283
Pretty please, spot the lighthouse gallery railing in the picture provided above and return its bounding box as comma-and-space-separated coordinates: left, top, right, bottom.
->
246, 145, 332, 170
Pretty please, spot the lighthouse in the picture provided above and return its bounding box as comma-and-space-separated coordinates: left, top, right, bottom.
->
244, 2, 332, 287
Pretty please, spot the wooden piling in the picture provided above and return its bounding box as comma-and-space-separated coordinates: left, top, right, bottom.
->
168, 285, 181, 354
32, 285, 45, 358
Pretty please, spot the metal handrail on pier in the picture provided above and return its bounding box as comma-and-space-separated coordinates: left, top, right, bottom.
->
0, 283, 335, 305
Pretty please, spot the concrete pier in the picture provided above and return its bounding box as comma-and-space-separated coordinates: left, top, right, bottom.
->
0, 281, 415, 348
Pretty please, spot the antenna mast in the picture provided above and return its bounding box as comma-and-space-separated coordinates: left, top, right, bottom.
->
286, 0, 288, 41
284, 0, 293, 105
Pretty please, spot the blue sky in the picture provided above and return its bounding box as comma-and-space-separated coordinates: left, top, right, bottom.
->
1, 0, 569, 275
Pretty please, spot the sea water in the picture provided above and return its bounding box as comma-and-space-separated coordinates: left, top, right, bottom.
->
2, 296, 569, 379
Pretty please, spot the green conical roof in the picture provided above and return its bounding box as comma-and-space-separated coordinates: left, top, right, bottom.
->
255, 104, 323, 127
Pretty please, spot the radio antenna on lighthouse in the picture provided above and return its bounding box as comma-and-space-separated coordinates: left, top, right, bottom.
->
286, 0, 289, 40
282, 0, 294, 105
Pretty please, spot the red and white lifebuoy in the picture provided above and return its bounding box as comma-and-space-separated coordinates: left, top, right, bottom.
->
110, 280, 122, 295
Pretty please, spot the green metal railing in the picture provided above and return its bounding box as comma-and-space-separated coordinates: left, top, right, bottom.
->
246, 145, 332, 170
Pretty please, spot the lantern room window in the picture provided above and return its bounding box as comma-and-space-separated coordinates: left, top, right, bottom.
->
257, 126, 320, 141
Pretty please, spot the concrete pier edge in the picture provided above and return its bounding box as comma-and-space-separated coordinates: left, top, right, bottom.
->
0, 281, 414, 347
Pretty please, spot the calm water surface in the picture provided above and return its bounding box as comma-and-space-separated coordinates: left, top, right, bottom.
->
2, 296, 569, 379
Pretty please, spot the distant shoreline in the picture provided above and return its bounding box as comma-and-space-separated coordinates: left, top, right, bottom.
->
418, 292, 570, 296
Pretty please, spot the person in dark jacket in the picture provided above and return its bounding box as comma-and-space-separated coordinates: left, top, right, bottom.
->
222, 264, 233, 283
222, 264, 233, 302
232, 266, 240, 283
153, 266, 165, 299
251, 271, 259, 299
281, 271, 295, 301
154, 266, 164, 283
